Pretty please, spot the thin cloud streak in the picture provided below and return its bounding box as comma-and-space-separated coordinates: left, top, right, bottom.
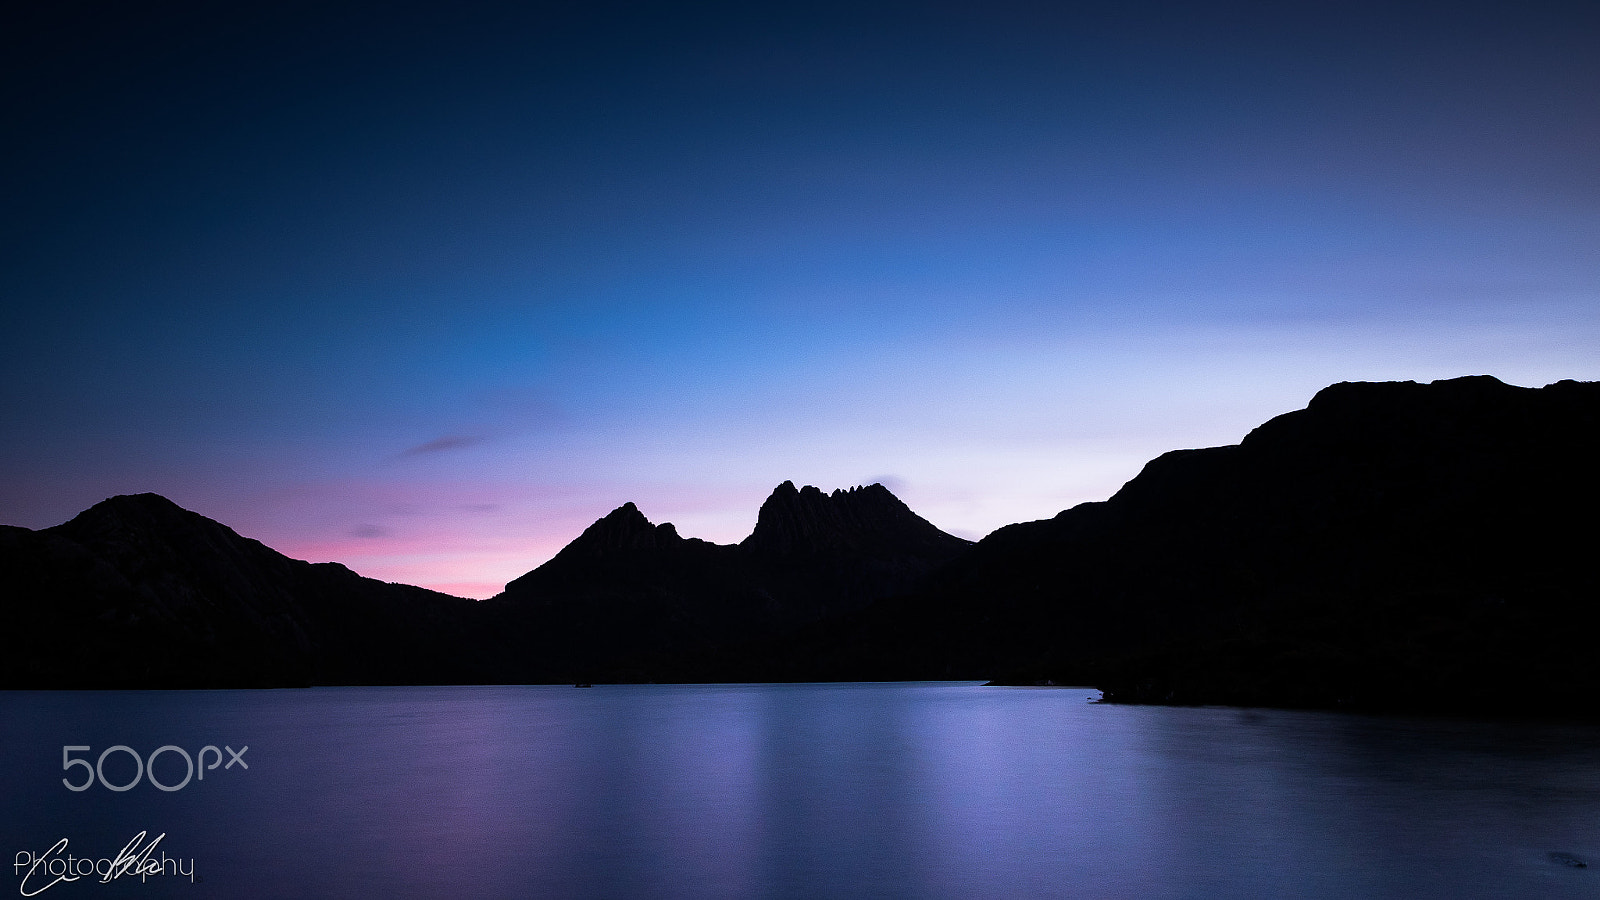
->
399, 435, 486, 457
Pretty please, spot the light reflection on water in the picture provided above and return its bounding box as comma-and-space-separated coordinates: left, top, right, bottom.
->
3, 684, 1599, 898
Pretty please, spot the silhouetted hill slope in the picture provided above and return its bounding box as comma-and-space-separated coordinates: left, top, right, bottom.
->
485, 482, 972, 681
744, 481, 966, 559
0, 494, 490, 687
742, 481, 974, 619
486, 502, 763, 680
1, 483, 972, 687
7, 376, 1596, 706
798, 376, 1600, 711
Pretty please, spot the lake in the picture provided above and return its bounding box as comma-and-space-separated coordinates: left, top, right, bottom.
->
3, 683, 1598, 898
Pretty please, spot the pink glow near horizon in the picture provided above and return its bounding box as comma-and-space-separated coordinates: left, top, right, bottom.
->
174, 359, 1600, 598
6, 2, 1600, 605
253, 477, 785, 599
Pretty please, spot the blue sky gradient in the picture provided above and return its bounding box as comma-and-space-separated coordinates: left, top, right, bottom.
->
3, 1, 1597, 596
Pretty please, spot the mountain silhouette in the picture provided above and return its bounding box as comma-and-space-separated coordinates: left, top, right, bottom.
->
795, 375, 1600, 712
484, 481, 972, 682
742, 481, 974, 619
0, 493, 491, 687
4, 375, 1598, 712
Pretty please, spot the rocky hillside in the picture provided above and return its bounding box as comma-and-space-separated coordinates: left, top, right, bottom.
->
484, 481, 972, 682
6, 375, 1597, 712
819, 376, 1600, 712
0, 493, 490, 688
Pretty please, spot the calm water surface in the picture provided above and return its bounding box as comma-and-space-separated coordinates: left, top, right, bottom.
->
3, 683, 1599, 898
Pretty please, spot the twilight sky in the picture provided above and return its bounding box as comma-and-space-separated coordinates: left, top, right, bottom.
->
3, 1, 1597, 598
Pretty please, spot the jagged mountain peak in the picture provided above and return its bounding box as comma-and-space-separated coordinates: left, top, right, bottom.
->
557, 501, 682, 557
770, 480, 895, 502
742, 480, 967, 558
763, 478, 894, 501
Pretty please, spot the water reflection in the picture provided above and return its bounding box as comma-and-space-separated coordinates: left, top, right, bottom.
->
3, 685, 1599, 898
